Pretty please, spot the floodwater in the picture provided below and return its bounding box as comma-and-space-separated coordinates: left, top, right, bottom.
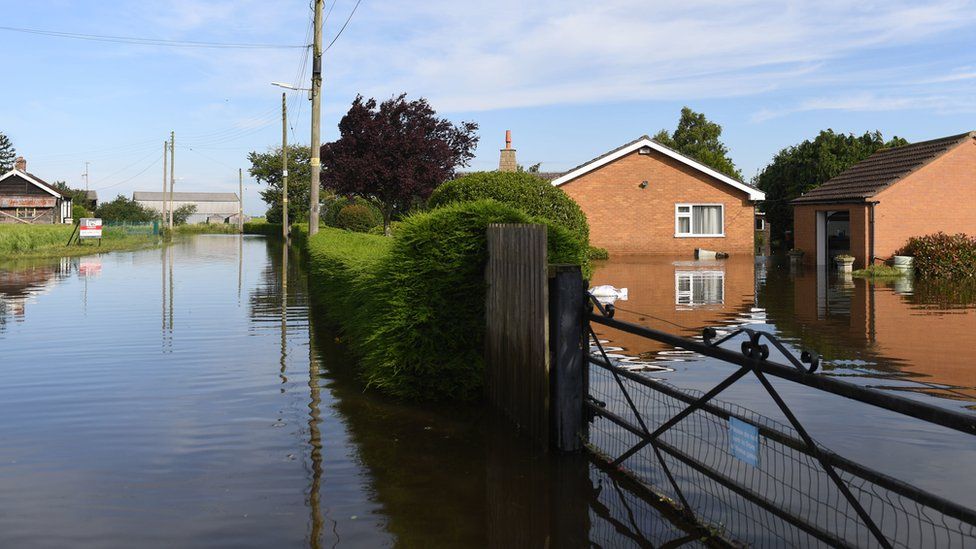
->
589, 255, 976, 509
0, 236, 702, 548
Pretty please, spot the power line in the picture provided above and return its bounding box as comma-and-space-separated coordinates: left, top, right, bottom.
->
324, 0, 364, 53
0, 25, 307, 49
94, 155, 163, 191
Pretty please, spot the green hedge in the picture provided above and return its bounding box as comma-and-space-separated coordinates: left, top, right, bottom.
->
306, 199, 588, 401
898, 232, 976, 278
323, 196, 382, 228
429, 171, 590, 243
243, 222, 283, 236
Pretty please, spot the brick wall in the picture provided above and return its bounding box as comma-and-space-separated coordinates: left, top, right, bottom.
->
558, 149, 755, 255
872, 138, 976, 259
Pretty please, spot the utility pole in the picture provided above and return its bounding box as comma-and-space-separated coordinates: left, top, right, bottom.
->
84, 161, 90, 191
281, 92, 289, 240
169, 131, 175, 230
162, 142, 168, 225
238, 168, 244, 233
308, 0, 323, 236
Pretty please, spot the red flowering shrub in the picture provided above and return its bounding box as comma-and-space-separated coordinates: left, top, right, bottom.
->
898, 232, 976, 278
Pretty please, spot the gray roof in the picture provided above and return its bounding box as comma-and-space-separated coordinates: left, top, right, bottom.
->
792, 132, 975, 204
133, 191, 239, 202
85, 190, 97, 200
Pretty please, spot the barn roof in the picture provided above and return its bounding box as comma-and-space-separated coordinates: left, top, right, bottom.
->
792, 131, 975, 204
550, 135, 765, 201
133, 191, 239, 202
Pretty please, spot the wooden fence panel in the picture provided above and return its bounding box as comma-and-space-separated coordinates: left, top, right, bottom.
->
485, 224, 549, 449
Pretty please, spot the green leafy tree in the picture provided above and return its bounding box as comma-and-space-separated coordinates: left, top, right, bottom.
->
95, 195, 158, 223
654, 107, 742, 180
51, 181, 91, 206
172, 204, 197, 225
755, 130, 908, 244
247, 145, 311, 224
0, 132, 16, 172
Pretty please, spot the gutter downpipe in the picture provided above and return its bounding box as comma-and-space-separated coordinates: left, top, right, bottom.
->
868, 201, 878, 265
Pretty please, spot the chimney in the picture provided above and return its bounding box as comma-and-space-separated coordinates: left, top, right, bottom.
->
498, 130, 517, 172
14, 156, 26, 172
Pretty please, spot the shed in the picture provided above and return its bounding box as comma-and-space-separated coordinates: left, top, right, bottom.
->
791, 131, 976, 268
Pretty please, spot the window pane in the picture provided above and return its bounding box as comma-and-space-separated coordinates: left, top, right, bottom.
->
678, 217, 691, 234
692, 206, 722, 235
678, 206, 691, 213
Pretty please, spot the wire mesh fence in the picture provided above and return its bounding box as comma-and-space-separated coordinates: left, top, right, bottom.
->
585, 320, 976, 548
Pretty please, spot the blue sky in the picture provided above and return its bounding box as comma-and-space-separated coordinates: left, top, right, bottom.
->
1, 0, 974, 214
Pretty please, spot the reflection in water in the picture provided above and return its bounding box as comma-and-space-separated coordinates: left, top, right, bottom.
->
590, 254, 976, 406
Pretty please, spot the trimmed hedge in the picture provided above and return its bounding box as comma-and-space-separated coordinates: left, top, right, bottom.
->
898, 232, 976, 279
243, 222, 283, 236
336, 204, 382, 232
429, 171, 590, 243
306, 199, 588, 401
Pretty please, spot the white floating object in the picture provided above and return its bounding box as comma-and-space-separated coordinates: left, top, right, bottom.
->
589, 285, 628, 304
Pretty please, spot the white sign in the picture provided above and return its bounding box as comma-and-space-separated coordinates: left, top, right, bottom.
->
79, 218, 103, 239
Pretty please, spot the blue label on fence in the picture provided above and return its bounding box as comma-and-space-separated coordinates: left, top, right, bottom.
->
729, 417, 760, 467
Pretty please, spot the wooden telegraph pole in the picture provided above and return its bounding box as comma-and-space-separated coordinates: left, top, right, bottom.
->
308, 0, 323, 235
162, 141, 168, 225
169, 131, 175, 231
281, 92, 289, 240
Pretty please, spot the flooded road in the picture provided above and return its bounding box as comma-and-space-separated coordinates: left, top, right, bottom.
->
0, 236, 701, 548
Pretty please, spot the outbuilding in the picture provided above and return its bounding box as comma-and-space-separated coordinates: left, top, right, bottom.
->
133, 191, 240, 224
0, 157, 72, 224
550, 136, 765, 255
791, 131, 976, 268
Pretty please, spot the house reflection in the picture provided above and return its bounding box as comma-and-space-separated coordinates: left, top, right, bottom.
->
589, 256, 757, 364
0, 258, 75, 324
781, 267, 976, 402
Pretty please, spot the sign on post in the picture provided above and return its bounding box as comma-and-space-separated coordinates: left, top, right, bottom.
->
729, 417, 760, 467
79, 218, 103, 239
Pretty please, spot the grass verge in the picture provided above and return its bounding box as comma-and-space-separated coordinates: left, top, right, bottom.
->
0, 225, 162, 259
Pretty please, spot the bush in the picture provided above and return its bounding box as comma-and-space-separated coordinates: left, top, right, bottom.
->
306, 199, 588, 401
429, 171, 590, 243
95, 195, 157, 223
243, 221, 283, 236
324, 196, 382, 228
335, 204, 382, 233
172, 204, 197, 225
852, 265, 903, 278
898, 232, 976, 279
71, 203, 89, 221
588, 246, 609, 261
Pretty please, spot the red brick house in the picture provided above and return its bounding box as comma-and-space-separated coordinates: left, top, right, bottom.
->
550, 136, 765, 255
792, 131, 976, 268
0, 157, 72, 224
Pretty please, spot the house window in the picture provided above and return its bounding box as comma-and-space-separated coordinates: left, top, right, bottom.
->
675, 271, 725, 307
755, 216, 765, 231
675, 204, 724, 237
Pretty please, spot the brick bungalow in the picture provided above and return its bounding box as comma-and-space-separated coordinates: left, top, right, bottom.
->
791, 131, 976, 268
0, 157, 72, 224
549, 136, 765, 255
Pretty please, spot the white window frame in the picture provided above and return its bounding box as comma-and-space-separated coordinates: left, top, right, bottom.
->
675, 203, 725, 238
674, 270, 726, 308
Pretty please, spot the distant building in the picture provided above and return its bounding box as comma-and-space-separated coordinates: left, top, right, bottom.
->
792, 131, 976, 268
0, 157, 72, 224
132, 191, 240, 224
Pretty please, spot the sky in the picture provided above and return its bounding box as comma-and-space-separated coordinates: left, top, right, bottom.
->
1, 0, 974, 215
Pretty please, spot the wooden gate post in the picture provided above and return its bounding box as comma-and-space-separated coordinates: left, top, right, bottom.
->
549, 265, 586, 453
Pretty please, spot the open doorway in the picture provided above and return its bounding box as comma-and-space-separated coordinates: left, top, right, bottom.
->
816, 210, 850, 266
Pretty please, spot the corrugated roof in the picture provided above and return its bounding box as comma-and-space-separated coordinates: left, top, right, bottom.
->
792, 132, 975, 204
133, 191, 239, 202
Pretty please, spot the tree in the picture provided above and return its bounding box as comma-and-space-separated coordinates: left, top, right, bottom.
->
247, 145, 311, 224
172, 204, 197, 225
0, 132, 16, 172
654, 107, 742, 180
755, 130, 908, 244
51, 181, 90, 206
320, 94, 479, 235
95, 195, 157, 223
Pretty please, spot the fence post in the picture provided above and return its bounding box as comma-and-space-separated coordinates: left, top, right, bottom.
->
549, 265, 585, 453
